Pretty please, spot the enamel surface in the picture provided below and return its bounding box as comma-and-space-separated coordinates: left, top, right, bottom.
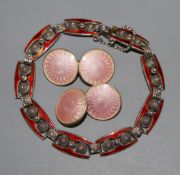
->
79, 49, 114, 85
86, 84, 121, 120
56, 89, 87, 126
43, 49, 78, 85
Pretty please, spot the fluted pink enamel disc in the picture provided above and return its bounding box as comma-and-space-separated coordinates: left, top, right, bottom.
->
43, 49, 78, 85
56, 89, 87, 126
79, 49, 114, 85
86, 84, 121, 120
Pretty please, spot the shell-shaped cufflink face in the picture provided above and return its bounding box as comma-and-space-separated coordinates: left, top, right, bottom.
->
56, 88, 87, 126
43, 49, 78, 86
86, 84, 121, 121
79, 49, 115, 85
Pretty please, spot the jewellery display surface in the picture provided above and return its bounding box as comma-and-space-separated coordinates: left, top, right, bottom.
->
14, 18, 165, 159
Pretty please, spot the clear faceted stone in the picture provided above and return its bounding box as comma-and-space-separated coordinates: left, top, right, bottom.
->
140, 115, 152, 128
152, 75, 161, 87
68, 141, 75, 148
44, 29, 55, 41
65, 22, 70, 28
76, 142, 88, 154
126, 34, 132, 40
26, 105, 38, 119
85, 24, 94, 32
94, 24, 100, 31
151, 67, 157, 75
149, 99, 160, 111
28, 41, 42, 55
102, 139, 114, 152
24, 53, 33, 64
71, 22, 78, 29
58, 135, 70, 148
153, 88, 161, 99
148, 110, 155, 116
39, 36, 45, 44
19, 63, 31, 76
33, 116, 40, 122
36, 120, 49, 133
79, 23, 85, 28
101, 25, 107, 31
146, 59, 156, 68
65, 22, 78, 29
18, 81, 30, 95
120, 132, 132, 144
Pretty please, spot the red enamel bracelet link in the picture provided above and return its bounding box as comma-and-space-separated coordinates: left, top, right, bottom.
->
14, 18, 165, 158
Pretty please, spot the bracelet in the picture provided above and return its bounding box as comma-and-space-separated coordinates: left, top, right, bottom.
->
14, 18, 165, 158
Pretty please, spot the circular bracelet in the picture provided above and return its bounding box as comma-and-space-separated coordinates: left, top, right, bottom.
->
14, 18, 165, 158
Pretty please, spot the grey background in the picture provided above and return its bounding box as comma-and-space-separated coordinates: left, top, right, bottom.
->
0, 0, 180, 175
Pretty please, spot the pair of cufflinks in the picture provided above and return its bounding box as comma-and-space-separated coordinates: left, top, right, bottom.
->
43, 48, 122, 127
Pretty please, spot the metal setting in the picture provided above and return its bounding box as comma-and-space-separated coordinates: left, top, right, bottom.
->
141, 54, 165, 91
89, 143, 102, 154
14, 61, 35, 98
96, 127, 137, 156
24, 25, 61, 61
63, 18, 102, 36
20, 99, 55, 140
14, 18, 165, 158
52, 130, 92, 158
